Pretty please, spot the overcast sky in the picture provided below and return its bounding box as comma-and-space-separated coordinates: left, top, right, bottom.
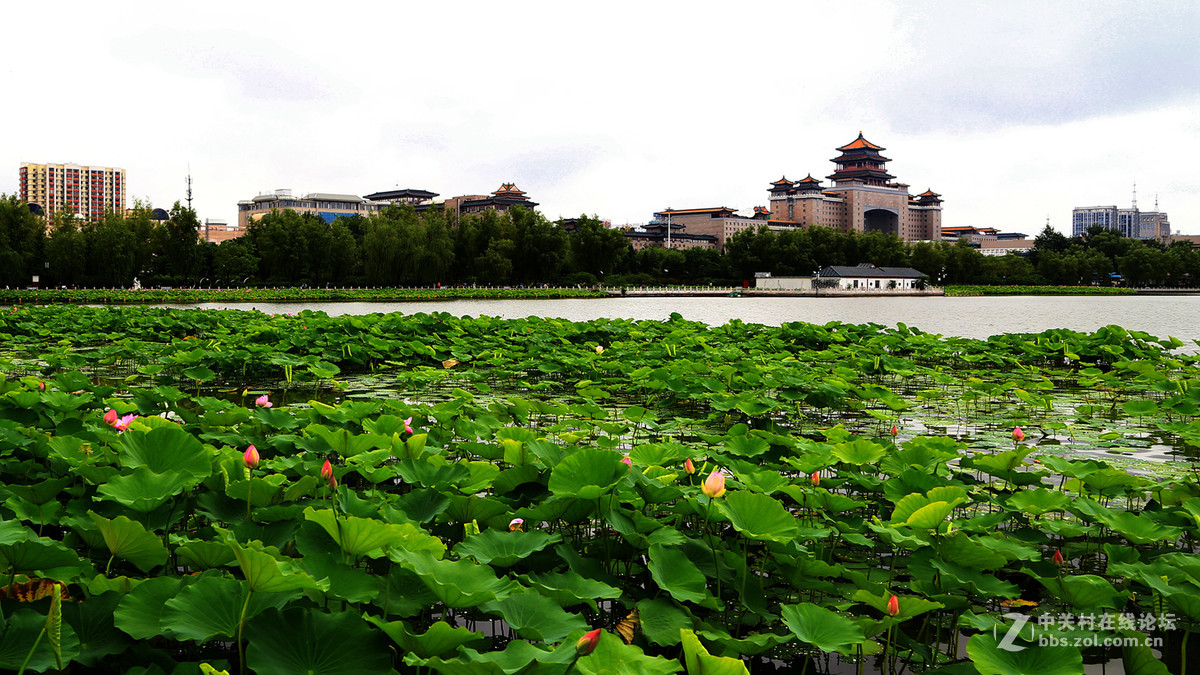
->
3, 0, 1197, 236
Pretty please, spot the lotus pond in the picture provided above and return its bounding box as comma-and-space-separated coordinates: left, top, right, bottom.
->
2, 305, 1200, 674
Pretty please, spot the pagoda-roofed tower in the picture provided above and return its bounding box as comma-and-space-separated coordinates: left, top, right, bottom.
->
914, 188, 942, 206
828, 132, 895, 186
494, 183, 528, 199
795, 173, 823, 193
768, 176, 793, 196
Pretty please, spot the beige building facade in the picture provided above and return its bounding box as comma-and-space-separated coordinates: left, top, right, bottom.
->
19, 162, 126, 222
768, 134, 942, 241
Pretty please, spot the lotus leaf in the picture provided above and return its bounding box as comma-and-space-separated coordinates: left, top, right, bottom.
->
454, 528, 560, 567
548, 448, 627, 500
966, 632, 1082, 675
780, 602, 867, 652
364, 617, 485, 659
717, 491, 797, 543
246, 607, 390, 675
680, 629, 750, 674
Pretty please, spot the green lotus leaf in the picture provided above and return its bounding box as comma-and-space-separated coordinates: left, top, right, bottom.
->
246, 607, 391, 675
628, 442, 689, 467
648, 543, 714, 606
1007, 489, 1071, 516
1122, 399, 1158, 417
724, 435, 771, 458
395, 457, 472, 490
927, 557, 1020, 598
0, 519, 31, 545
365, 617, 485, 660
716, 491, 797, 543
183, 365, 215, 382
967, 632, 1082, 675
62, 589, 128, 667
695, 627, 793, 657
89, 511, 168, 573
830, 439, 887, 465
454, 528, 561, 567
176, 540, 237, 570
304, 507, 408, 557
225, 474, 287, 507
420, 639, 573, 674
118, 425, 212, 480
98, 467, 193, 512
1037, 574, 1126, 612
0, 537, 93, 581
680, 629, 750, 675
391, 548, 517, 608
852, 589, 944, 620
780, 602, 867, 652
113, 576, 187, 640
0, 608, 80, 673
637, 597, 692, 647
548, 448, 627, 500
480, 587, 587, 642
1121, 631, 1171, 675
304, 424, 385, 458
225, 536, 324, 594
162, 575, 294, 643
904, 501, 955, 530
6, 477, 73, 506
525, 571, 623, 611
574, 628, 682, 675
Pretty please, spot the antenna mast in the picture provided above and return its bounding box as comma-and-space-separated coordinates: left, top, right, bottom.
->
186, 167, 193, 211
1131, 182, 1137, 211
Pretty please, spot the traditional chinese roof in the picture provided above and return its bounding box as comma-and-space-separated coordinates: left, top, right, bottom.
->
917, 189, 941, 198
819, 265, 926, 279
770, 176, 792, 186
493, 183, 528, 199
364, 188, 439, 201
654, 207, 738, 218
837, 132, 885, 152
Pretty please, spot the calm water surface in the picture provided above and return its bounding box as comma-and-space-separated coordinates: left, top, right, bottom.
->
172, 295, 1200, 348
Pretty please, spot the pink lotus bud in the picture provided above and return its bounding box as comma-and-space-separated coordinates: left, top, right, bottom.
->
702, 471, 726, 498
104, 408, 119, 426
38, 381, 45, 391
243, 445, 260, 469
255, 394, 272, 408
1052, 549, 1064, 565
887, 594, 900, 617
620, 457, 632, 468
1012, 426, 1025, 442
576, 628, 602, 655
811, 470, 820, 486
509, 518, 524, 532
320, 459, 333, 481
684, 458, 695, 474
403, 417, 413, 434
890, 425, 899, 437
595, 345, 604, 354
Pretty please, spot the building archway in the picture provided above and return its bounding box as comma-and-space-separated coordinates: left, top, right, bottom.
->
863, 208, 898, 236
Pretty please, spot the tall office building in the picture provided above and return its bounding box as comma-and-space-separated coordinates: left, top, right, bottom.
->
19, 162, 126, 222
1071, 205, 1169, 240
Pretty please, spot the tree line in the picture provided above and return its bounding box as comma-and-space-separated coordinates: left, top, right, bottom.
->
2, 193, 1197, 288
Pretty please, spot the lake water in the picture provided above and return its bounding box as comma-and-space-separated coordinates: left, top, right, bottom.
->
168, 294, 1200, 349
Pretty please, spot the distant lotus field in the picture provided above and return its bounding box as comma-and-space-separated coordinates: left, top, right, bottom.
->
1, 305, 1198, 674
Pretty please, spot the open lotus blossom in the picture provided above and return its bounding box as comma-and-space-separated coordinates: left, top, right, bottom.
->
620, 457, 632, 468
320, 459, 333, 481
576, 628, 602, 656
243, 445, 260, 469
702, 470, 726, 499
887, 594, 900, 616
595, 345, 604, 354
811, 470, 821, 486
1052, 549, 1065, 565
1012, 426, 1025, 442
104, 408, 119, 426
113, 414, 138, 432
255, 394, 272, 408
404, 417, 413, 434
684, 458, 695, 475
509, 518, 524, 532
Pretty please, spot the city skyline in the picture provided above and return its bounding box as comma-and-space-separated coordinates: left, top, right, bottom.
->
3, 1, 1197, 236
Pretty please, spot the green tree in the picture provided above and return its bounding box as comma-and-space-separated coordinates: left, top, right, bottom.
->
0, 195, 44, 287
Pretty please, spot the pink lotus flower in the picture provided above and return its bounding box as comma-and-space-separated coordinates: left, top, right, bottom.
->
620, 457, 632, 468
890, 425, 899, 437
1052, 549, 1064, 565
509, 518, 524, 532
320, 459, 333, 481
38, 381, 45, 391
1012, 426, 1025, 442
684, 458, 695, 475
887, 594, 900, 616
811, 470, 821, 487
404, 417, 413, 434
255, 394, 272, 408
243, 445, 260, 469
113, 414, 138, 432
702, 471, 726, 499
576, 628, 602, 655
104, 408, 118, 426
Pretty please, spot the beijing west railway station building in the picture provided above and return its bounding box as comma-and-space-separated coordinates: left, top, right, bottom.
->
767, 133, 943, 241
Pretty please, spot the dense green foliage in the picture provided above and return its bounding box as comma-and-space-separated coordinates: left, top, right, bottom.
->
1, 306, 1200, 673
7, 193, 1198, 290
0, 287, 608, 305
